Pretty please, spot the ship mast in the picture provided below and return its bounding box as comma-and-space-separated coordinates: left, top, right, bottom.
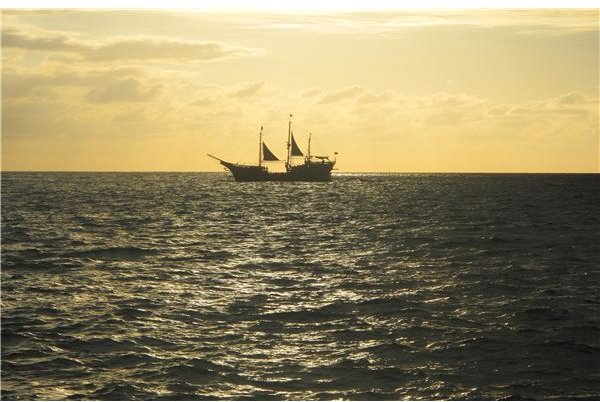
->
258, 125, 263, 167
307, 132, 312, 161
286, 114, 292, 170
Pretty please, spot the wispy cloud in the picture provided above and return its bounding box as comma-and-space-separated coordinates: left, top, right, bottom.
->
236, 9, 599, 34
2, 68, 148, 98
3, 27, 85, 51
319, 86, 366, 103
227, 81, 266, 98
85, 78, 161, 103
3, 26, 264, 61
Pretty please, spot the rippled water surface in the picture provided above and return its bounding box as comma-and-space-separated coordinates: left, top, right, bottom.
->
2, 172, 599, 400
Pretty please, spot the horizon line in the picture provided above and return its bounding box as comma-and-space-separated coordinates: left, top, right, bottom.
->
2, 170, 598, 174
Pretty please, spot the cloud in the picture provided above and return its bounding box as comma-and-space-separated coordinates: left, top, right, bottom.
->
506, 92, 597, 116
3, 26, 262, 61
555, 91, 594, 105
3, 67, 163, 105
3, 83, 597, 172
419, 93, 487, 125
189, 97, 215, 107
227, 81, 266, 98
356, 91, 395, 104
240, 9, 599, 34
487, 105, 511, 116
87, 38, 258, 61
319, 86, 366, 103
2, 68, 148, 99
284, 86, 598, 145
2, 97, 80, 138
2, 27, 85, 52
111, 109, 147, 123
300, 88, 323, 98
85, 78, 161, 103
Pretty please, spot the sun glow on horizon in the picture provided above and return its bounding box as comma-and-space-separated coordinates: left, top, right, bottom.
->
1, 9, 598, 173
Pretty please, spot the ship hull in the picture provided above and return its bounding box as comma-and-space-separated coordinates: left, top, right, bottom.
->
220, 160, 334, 182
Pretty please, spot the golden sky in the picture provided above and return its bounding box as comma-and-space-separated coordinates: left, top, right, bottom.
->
2, 9, 598, 172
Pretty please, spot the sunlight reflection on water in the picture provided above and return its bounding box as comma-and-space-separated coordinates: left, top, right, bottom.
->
2, 172, 599, 400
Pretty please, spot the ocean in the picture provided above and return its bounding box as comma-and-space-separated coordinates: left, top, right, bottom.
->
1, 172, 599, 400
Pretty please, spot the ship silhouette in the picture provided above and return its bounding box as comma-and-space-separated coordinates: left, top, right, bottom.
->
208, 114, 336, 182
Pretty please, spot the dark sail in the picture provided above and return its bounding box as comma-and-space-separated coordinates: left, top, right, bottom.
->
290, 134, 304, 157
262, 142, 279, 161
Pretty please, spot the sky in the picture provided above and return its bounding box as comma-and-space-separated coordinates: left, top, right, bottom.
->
1, 8, 599, 172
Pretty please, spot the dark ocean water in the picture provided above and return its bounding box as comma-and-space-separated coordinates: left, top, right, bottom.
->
1, 172, 599, 400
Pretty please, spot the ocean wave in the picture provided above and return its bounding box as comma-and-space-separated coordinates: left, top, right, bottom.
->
65, 246, 157, 261
2, 356, 84, 372
93, 352, 162, 368
2, 172, 599, 400
57, 337, 143, 354
88, 383, 157, 400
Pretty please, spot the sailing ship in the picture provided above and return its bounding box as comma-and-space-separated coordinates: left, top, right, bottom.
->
208, 115, 336, 182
